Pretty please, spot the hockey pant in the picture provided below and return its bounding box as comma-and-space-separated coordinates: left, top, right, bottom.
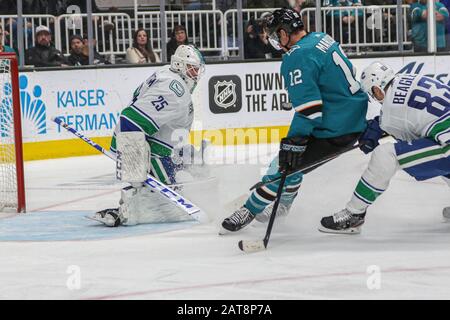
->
347, 138, 450, 213
245, 133, 361, 215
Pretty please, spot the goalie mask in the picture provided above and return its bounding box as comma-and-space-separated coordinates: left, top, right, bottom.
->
170, 44, 205, 93
360, 61, 395, 102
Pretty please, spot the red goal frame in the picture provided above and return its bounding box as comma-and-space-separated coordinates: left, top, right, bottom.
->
0, 53, 26, 213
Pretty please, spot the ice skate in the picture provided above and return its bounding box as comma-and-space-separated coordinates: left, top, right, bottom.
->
219, 206, 255, 234
443, 207, 450, 221
255, 202, 291, 223
88, 208, 124, 227
318, 208, 366, 234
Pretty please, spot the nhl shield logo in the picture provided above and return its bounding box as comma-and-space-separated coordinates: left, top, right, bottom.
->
208, 75, 242, 114
214, 80, 236, 109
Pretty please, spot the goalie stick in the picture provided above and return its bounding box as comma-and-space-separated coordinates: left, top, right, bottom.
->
52, 117, 208, 223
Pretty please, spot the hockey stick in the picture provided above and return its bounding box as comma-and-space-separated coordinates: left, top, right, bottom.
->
52, 117, 208, 223
238, 171, 288, 253
249, 141, 361, 191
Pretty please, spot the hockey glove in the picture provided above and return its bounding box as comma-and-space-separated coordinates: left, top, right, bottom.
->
279, 136, 309, 173
359, 117, 384, 154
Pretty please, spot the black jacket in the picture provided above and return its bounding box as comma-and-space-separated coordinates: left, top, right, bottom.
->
67, 51, 109, 66
244, 35, 283, 60
25, 44, 67, 67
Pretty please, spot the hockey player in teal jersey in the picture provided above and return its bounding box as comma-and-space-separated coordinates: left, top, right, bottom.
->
220, 8, 368, 233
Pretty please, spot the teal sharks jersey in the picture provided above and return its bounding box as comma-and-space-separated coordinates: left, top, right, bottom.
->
281, 32, 368, 138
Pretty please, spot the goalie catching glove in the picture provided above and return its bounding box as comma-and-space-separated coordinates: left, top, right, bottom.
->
278, 136, 308, 172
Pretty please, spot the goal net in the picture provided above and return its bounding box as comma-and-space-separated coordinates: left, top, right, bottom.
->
0, 53, 26, 213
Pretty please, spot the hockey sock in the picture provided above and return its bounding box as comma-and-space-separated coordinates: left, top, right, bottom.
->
245, 171, 302, 214
347, 143, 399, 213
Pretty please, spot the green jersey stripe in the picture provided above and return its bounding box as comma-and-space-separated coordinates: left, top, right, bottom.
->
149, 140, 172, 157
151, 158, 168, 184
121, 107, 159, 136
398, 144, 450, 166
427, 117, 450, 141
354, 179, 382, 203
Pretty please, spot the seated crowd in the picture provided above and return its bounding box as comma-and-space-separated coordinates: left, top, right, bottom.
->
1, 0, 449, 67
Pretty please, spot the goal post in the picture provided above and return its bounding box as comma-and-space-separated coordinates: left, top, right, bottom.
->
0, 53, 26, 213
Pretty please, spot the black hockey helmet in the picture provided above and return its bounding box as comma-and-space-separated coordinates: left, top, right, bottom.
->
266, 8, 304, 34
265, 8, 304, 49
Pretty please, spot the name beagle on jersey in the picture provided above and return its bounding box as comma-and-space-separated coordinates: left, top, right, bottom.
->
393, 74, 418, 104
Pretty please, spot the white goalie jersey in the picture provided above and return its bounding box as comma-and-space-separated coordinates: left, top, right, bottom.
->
111, 65, 194, 157
380, 73, 450, 145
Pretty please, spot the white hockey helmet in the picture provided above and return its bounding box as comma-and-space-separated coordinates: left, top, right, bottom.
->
360, 61, 395, 101
170, 44, 205, 92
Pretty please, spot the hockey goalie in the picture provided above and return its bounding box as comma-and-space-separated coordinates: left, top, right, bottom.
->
92, 44, 206, 227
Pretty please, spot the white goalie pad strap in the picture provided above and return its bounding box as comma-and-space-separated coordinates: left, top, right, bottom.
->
116, 131, 150, 184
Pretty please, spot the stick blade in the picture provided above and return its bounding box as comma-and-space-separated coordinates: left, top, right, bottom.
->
238, 240, 266, 253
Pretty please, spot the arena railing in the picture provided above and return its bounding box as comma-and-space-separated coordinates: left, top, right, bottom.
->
1, 5, 413, 64
223, 5, 412, 56
0, 15, 56, 50
56, 13, 133, 63
223, 8, 276, 58
300, 5, 411, 54
135, 10, 225, 56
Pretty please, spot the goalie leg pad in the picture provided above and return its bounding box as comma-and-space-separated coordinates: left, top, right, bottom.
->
119, 185, 195, 226
116, 131, 150, 184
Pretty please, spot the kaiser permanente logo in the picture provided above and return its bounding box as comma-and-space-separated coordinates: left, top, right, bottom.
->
208, 75, 242, 114
0, 75, 47, 137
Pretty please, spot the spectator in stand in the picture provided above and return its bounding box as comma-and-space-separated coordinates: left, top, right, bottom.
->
80, 34, 111, 64
126, 29, 161, 64
25, 26, 67, 67
244, 18, 283, 59
0, 26, 16, 55
167, 25, 189, 60
246, 0, 286, 8
67, 34, 109, 66
288, 0, 316, 31
411, 0, 449, 52
438, 0, 450, 49
323, 0, 364, 47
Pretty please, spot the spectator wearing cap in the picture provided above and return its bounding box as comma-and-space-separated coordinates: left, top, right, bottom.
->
25, 26, 67, 67
67, 34, 109, 66
166, 25, 190, 60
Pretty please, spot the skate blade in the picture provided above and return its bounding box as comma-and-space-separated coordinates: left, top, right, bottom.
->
318, 225, 361, 235
84, 215, 117, 227
218, 226, 233, 235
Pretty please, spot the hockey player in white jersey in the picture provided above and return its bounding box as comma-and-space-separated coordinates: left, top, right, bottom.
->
93, 44, 206, 227
319, 61, 450, 234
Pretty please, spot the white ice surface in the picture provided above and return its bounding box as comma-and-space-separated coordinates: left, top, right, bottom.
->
0, 141, 449, 300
